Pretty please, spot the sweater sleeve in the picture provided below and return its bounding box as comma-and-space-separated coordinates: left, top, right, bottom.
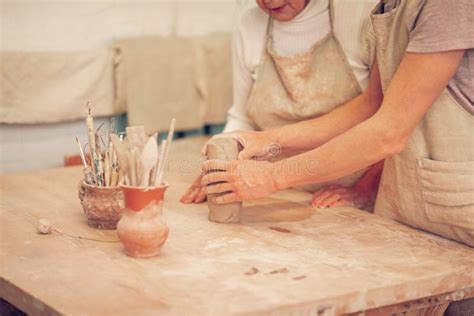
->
222, 14, 257, 133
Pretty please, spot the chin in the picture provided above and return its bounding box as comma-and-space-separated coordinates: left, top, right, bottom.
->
272, 13, 297, 22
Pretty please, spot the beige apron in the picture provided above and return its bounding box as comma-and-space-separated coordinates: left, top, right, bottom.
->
246, 0, 366, 190
371, 0, 474, 246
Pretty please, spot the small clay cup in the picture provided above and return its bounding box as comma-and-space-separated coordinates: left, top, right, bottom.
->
78, 182, 124, 229
117, 184, 169, 258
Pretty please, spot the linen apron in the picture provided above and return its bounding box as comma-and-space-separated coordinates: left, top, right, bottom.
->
246, 0, 366, 190
371, 0, 474, 246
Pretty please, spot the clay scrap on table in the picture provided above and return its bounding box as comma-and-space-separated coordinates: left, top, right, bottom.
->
268, 268, 289, 275
206, 137, 242, 223
244, 267, 260, 276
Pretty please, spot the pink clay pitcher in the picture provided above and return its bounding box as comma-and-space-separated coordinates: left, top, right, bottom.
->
117, 184, 169, 258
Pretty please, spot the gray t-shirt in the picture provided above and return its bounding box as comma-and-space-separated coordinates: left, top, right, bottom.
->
384, 0, 474, 113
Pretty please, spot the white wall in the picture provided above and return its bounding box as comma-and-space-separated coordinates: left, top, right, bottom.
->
0, 0, 253, 173
0, 118, 113, 173
1, 0, 244, 51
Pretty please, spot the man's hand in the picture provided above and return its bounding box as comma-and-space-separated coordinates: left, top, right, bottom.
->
201, 159, 282, 203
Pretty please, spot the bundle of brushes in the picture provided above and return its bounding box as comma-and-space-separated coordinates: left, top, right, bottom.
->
77, 103, 176, 188
110, 119, 176, 188
76, 102, 121, 187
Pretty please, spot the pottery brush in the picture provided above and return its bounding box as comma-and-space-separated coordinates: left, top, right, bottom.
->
96, 151, 105, 187
108, 117, 116, 185
155, 118, 176, 186
85, 102, 98, 183
139, 135, 159, 187
110, 134, 129, 183
104, 136, 114, 186
93, 132, 105, 187
148, 134, 159, 186
75, 137, 94, 185
110, 142, 119, 187
104, 150, 111, 187
155, 139, 167, 186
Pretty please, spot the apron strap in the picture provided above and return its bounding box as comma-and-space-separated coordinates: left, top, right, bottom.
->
328, 0, 335, 30
266, 17, 274, 40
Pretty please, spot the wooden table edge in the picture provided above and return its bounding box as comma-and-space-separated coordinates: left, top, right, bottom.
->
347, 286, 474, 316
1, 277, 61, 316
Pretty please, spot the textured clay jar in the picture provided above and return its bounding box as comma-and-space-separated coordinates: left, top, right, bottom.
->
78, 182, 124, 229
206, 137, 242, 223
117, 185, 169, 258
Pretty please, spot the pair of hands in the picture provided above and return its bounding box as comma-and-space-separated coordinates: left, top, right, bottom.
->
180, 130, 377, 209
180, 130, 283, 204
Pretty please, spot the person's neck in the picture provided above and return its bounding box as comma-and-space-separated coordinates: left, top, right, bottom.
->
274, 0, 327, 26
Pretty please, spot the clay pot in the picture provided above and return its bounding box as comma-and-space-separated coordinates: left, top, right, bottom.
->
117, 185, 169, 258
206, 137, 242, 223
78, 182, 124, 229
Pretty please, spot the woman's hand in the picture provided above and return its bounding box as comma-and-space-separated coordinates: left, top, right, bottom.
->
180, 174, 207, 204
201, 159, 283, 203
201, 130, 281, 160
311, 161, 383, 209
311, 184, 375, 209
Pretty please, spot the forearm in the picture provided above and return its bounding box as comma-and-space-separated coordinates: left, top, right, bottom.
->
269, 62, 383, 153
273, 92, 380, 153
274, 112, 393, 189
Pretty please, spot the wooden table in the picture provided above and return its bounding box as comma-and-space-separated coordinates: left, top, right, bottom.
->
1, 138, 473, 315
